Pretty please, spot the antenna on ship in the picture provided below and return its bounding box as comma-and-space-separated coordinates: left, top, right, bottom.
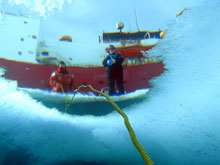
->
116, 21, 124, 46
133, 0, 140, 31
116, 21, 124, 33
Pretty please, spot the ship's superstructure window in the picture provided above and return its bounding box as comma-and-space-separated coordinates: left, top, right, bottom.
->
126, 58, 135, 66
32, 35, 37, 39
42, 51, 49, 56
18, 51, 22, 55
124, 56, 151, 66
28, 50, 34, 54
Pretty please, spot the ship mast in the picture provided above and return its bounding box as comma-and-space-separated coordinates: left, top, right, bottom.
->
133, 0, 140, 31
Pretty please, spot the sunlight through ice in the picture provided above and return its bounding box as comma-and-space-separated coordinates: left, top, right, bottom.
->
5, 0, 72, 16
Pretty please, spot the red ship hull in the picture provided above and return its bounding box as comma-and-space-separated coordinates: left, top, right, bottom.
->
0, 58, 164, 94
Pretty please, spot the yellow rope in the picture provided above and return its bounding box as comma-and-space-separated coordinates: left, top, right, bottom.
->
68, 85, 153, 165
60, 85, 69, 113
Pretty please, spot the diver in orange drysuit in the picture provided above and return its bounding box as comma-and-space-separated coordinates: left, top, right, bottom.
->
50, 61, 75, 93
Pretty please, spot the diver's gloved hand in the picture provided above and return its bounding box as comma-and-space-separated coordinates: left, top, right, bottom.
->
107, 59, 115, 66
107, 59, 113, 66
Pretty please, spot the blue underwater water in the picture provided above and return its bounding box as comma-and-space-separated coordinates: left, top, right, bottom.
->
1, 0, 220, 165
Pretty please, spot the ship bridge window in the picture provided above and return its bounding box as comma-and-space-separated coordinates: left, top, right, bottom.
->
125, 58, 135, 66
138, 57, 148, 65
18, 51, 22, 55
135, 58, 141, 65
42, 51, 49, 56
28, 50, 34, 54
32, 35, 37, 39
143, 57, 150, 64
124, 56, 149, 66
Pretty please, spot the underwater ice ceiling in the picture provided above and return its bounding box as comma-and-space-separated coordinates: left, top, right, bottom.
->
1, 0, 72, 17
